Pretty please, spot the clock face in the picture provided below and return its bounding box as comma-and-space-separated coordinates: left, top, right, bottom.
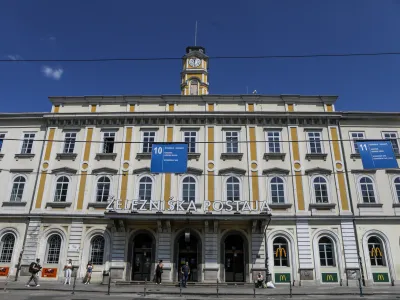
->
189, 58, 201, 67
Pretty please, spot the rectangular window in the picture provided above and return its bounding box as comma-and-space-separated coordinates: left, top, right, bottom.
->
266, 131, 281, 153
383, 132, 399, 154
307, 131, 323, 154
21, 133, 35, 154
0, 133, 5, 152
142, 131, 156, 153
225, 131, 239, 153
183, 131, 197, 153
63, 132, 77, 154
273, 243, 288, 266
350, 132, 365, 154
102, 132, 115, 154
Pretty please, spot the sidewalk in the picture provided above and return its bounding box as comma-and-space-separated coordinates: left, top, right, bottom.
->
1, 280, 400, 297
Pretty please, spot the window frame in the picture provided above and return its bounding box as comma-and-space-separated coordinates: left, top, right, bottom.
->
45, 234, 62, 264
181, 175, 198, 203
392, 176, 400, 203
62, 131, 77, 154
100, 131, 116, 154
89, 235, 106, 266
381, 131, 399, 154
311, 175, 330, 204
318, 236, 336, 267
224, 175, 242, 202
9, 175, 27, 202
141, 130, 156, 153
223, 130, 240, 153
189, 79, 199, 95
273, 237, 289, 267
0, 233, 16, 263
0, 132, 6, 153
182, 130, 198, 153
368, 236, 385, 267
357, 175, 378, 204
53, 175, 71, 202
20, 132, 36, 154
265, 130, 282, 153
349, 131, 365, 154
306, 131, 324, 154
268, 176, 286, 204
94, 175, 112, 203
136, 175, 154, 201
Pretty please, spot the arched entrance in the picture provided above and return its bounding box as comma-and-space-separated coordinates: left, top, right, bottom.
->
131, 233, 154, 281
224, 234, 245, 282
175, 230, 202, 282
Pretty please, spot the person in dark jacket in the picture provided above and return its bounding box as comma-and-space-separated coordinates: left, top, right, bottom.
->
26, 258, 41, 287
155, 260, 164, 284
181, 262, 190, 288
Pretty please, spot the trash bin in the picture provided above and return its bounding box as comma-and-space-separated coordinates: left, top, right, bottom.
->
102, 270, 110, 285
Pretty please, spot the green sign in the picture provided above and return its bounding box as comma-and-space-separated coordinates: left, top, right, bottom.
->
275, 273, 291, 283
321, 273, 338, 283
373, 273, 389, 282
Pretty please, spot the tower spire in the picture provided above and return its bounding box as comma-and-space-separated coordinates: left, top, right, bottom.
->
194, 21, 198, 46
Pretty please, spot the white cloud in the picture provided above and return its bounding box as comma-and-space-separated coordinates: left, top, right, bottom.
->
41, 65, 64, 80
7, 54, 23, 60
41, 35, 56, 41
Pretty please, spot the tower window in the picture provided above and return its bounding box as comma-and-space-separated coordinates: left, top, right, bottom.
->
190, 80, 199, 95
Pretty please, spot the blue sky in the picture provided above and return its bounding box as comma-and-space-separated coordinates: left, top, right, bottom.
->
1, 0, 400, 113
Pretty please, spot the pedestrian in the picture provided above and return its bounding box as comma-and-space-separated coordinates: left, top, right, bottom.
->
26, 258, 41, 287
155, 260, 164, 284
64, 259, 73, 285
84, 261, 93, 284
181, 261, 190, 288
255, 272, 264, 288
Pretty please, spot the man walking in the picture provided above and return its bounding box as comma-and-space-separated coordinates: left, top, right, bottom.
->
26, 258, 41, 287
181, 262, 190, 288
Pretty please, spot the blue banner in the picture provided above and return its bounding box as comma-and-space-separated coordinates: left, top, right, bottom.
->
150, 143, 188, 173
356, 140, 398, 170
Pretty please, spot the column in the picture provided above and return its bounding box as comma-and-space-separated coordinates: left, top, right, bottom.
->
341, 220, 360, 285
296, 220, 315, 284
157, 221, 172, 282
203, 221, 218, 282
110, 230, 126, 280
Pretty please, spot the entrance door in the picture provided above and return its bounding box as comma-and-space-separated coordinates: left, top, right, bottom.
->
132, 234, 153, 281
225, 235, 245, 282
177, 233, 199, 282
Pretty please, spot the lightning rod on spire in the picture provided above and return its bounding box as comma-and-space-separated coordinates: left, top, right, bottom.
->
195, 21, 198, 46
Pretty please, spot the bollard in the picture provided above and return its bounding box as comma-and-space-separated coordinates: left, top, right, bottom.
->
107, 271, 111, 296
216, 279, 219, 298
71, 275, 77, 295
289, 280, 292, 298
144, 277, 147, 297
3, 275, 9, 292
180, 284, 182, 297
358, 277, 363, 298
392, 279, 395, 286
253, 285, 256, 298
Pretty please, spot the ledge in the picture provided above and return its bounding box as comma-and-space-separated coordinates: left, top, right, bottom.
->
305, 153, 328, 161
309, 203, 336, 210
88, 202, 109, 209
2, 201, 27, 207
392, 203, 400, 208
351, 169, 376, 174
46, 202, 72, 208
56, 153, 78, 161
0, 153, 4, 159
220, 153, 244, 161
14, 153, 35, 160
357, 203, 383, 208
136, 153, 151, 161
95, 153, 117, 161
304, 167, 332, 175
188, 153, 201, 161
350, 153, 361, 159
269, 203, 292, 209
262, 168, 290, 175
263, 153, 286, 161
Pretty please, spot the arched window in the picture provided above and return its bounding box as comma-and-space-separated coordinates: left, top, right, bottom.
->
273, 237, 288, 266
54, 176, 69, 202
138, 176, 153, 201
182, 176, 196, 202
270, 177, 285, 203
90, 235, 105, 265
318, 237, 335, 266
313, 176, 329, 203
46, 234, 62, 264
96, 176, 111, 202
226, 176, 240, 201
190, 80, 199, 95
359, 177, 376, 203
394, 177, 400, 202
0, 234, 15, 263
10, 176, 26, 202
368, 236, 385, 266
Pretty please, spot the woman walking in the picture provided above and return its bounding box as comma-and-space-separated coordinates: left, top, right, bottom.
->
155, 260, 164, 284
84, 261, 93, 284
64, 259, 73, 285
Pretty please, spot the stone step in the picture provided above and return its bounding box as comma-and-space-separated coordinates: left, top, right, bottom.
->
115, 281, 253, 287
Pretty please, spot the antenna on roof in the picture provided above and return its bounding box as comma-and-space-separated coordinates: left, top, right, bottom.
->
246, 86, 249, 94
195, 21, 198, 46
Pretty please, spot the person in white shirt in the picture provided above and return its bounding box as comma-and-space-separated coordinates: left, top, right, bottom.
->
64, 259, 73, 285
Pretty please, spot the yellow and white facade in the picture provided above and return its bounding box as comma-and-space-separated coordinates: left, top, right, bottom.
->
0, 46, 398, 286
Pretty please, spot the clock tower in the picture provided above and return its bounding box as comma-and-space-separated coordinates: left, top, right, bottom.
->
181, 46, 209, 95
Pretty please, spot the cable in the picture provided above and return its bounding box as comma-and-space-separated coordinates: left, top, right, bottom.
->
2, 51, 400, 63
